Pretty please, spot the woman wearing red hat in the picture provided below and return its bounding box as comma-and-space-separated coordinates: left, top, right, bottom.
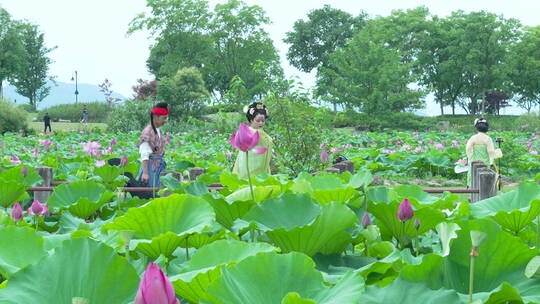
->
138, 102, 169, 188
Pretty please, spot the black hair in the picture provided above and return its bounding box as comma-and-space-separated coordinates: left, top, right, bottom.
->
475, 119, 489, 133
108, 158, 121, 166
246, 102, 268, 123
150, 102, 168, 134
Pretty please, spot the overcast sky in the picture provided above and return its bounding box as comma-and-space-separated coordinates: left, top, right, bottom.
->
1, 0, 539, 113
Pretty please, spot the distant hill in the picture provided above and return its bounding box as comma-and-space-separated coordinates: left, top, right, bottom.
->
1, 80, 126, 110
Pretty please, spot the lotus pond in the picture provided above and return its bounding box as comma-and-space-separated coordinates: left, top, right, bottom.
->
0, 130, 539, 303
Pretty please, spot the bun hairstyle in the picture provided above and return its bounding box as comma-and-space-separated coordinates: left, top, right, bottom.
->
474, 118, 489, 133
244, 102, 269, 123
150, 102, 169, 134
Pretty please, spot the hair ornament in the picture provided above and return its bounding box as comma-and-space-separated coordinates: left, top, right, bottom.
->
243, 105, 249, 114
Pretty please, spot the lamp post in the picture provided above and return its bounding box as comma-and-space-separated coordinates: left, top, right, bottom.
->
71, 71, 79, 103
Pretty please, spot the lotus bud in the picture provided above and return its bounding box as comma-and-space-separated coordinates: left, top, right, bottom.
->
361, 213, 372, 228
120, 154, 129, 167
31, 199, 44, 215
21, 165, 28, 177
134, 263, 179, 304
414, 218, 420, 230
11, 203, 23, 222
397, 198, 414, 222
320, 149, 329, 164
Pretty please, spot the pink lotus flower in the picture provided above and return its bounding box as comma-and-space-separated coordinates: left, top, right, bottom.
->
120, 155, 129, 166
397, 198, 414, 222
330, 147, 340, 153
320, 149, 329, 163
414, 147, 423, 153
458, 158, 467, 166
451, 140, 460, 148
382, 149, 396, 154
320, 143, 327, 149
82, 141, 101, 157
27, 200, 48, 217
38, 139, 52, 150
32, 147, 40, 157
110, 138, 117, 146
343, 143, 352, 149
531, 150, 538, 155
95, 160, 106, 167
135, 263, 179, 304
225, 150, 233, 159
10, 155, 22, 165
11, 203, 23, 222
435, 143, 444, 150
361, 213, 372, 228
230, 124, 267, 154
402, 144, 411, 150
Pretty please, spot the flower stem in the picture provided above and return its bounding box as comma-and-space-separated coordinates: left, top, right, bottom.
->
469, 246, 478, 303
536, 215, 540, 249
245, 152, 255, 202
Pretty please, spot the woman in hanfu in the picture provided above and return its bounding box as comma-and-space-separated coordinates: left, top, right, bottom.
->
232, 102, 273, 179
138, 102, 169, 188
465, 118, 502, 187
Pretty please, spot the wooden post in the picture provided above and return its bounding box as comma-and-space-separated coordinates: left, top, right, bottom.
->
470, 161, 486, 203
35, 167, 53, 203
188, 167, 205, 181
479, 169, 497, 201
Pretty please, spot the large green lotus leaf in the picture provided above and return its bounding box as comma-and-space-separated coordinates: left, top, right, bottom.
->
47, 180, 109, 207
368, 201, 446, 240
393, 185, 439, 205
362, 278, 461, 303
400, 219, 536, 294
171, 240, 278, 303
0, 238, 139, 304
202, 252, 363, 304
309, 174, 344, 190
312, 187, 357, 204
93, 164, 123, 184
104, 194, 215, 258
281, 292, 317, 304
245, 196, 356, 255
435, 222, 461, 256
243, 193, 321, 230
203, 193, 255, 229
0, 165, 42, 187
366, 186, 392, 203
470, 182, 540, 233
348, 171, 373, 189
68, 197, 106, 219
0, 179, 29, 208
0, 226, 47, 278
225, 185, 281, 202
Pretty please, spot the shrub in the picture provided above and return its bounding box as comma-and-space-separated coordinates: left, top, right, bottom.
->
17, 103, 37, 113
516, 112, 540, 133
266, 95, 332, 175
38, 102, 111, 123
0, 100, 29, 134
201, 103, 243, 115
332, 110, 434, 131
157, 67, 209, 118
107, 99, 154, 133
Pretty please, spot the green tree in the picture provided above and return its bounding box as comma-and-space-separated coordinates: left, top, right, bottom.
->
11, 23, 55, 110
448, 11, 520, 114
156, 67, 209, 118
0, 7, 25, 99
508, 26, 540, 113
130, 0, 282, 101
317, 11, 426, 114
284, 5, 367, 73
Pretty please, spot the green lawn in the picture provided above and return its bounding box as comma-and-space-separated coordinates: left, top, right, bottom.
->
28, 113, 106, 133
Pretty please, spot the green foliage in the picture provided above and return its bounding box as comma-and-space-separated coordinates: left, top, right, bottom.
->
131, 0, 282, 99
333, 110, 435, 131
284, 5, 367, 73
10, 23, 55, 110
266, 92, 332, 175
318, 9, 427, 114
0, 99, 28, 134
157, 67, 209, 118
201, 103, 243, 114
38, 101, 111, 123
107, 99, 153, 133
0, 8, 25, 94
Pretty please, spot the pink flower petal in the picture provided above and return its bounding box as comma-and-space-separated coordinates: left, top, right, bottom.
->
252, 147, 268, 154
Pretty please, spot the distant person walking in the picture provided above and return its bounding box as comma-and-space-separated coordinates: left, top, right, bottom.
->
43, 112, 51, 133
81, 105, 89, 123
